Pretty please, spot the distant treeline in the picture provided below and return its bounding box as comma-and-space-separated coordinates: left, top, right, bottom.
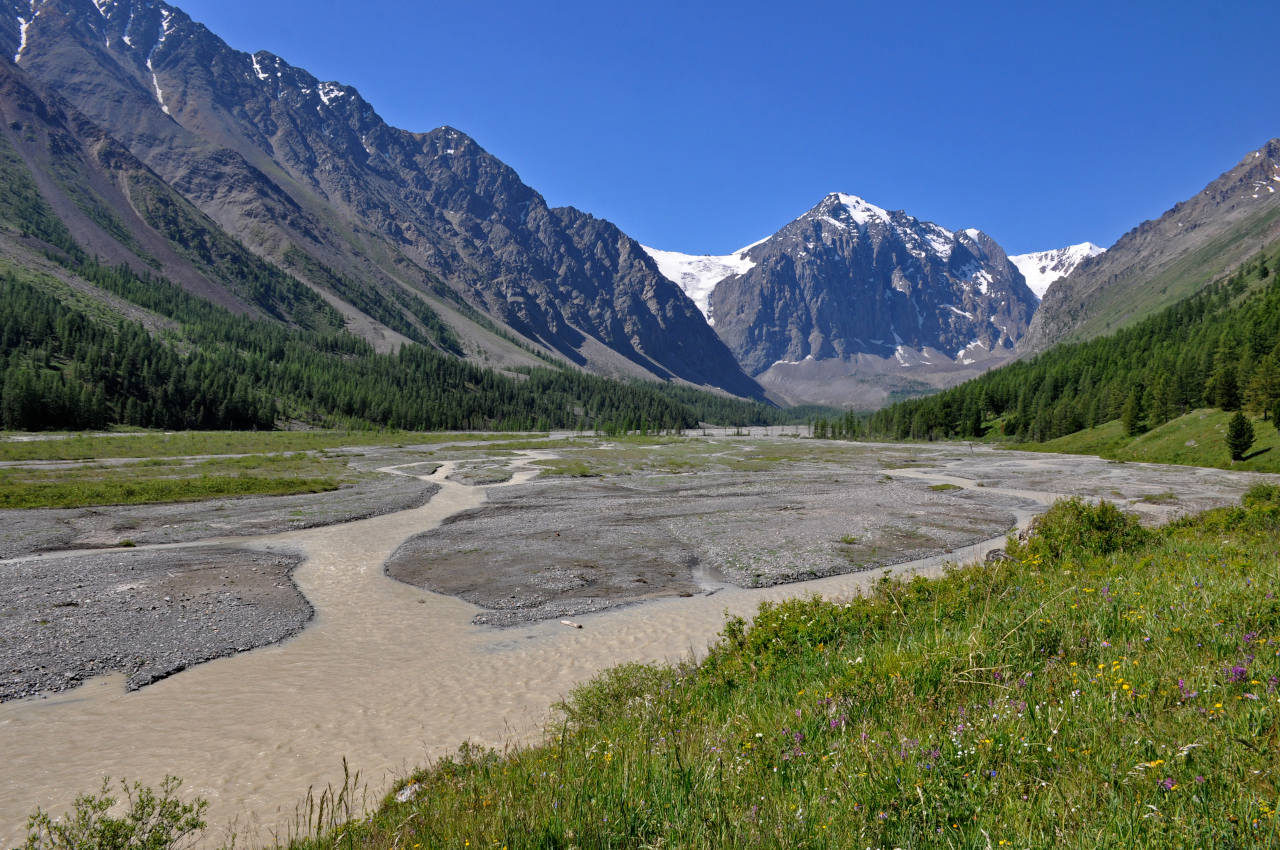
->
811, 245, 1280, 442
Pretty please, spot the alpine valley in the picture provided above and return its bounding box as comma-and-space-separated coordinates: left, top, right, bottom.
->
6, 4, 1280, 849
1, 0, 1279, 422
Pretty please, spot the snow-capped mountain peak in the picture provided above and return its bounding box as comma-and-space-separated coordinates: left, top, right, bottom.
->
812, 193, 966, 262
1009, 243, 1105, 299
832, 192, 892, 225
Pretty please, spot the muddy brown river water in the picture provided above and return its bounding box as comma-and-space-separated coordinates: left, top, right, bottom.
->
0, 441, 1270, 845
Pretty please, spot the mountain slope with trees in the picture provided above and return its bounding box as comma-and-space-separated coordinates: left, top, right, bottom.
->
0, 252, 787, 433
2, 0, 764, 398
0, 117, 786, 432
814, 241, 1280, 448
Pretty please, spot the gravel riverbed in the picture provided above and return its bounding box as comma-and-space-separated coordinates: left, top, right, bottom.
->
385, 467, 1027, 626
0, 477, 439, 559
0, 545, 310, 701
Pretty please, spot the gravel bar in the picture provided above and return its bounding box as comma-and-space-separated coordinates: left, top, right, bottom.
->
0, 545, 310, 702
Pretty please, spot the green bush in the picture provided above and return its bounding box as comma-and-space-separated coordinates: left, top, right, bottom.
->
23, 777, 207, 850
1243, 482, 1280, 508
1010, 496, 1149, 561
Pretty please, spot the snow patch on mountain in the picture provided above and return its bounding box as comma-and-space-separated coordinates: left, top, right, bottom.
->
13, 1, 37, 64
13, 17, 29, 63
318, 82, 346, 106
144, 9, 175, 115
833, 193, 891, 225
642, 244, 759, 325
1009, 243, 1105, 298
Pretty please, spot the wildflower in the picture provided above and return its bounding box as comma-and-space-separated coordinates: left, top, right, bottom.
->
1159, 778, 1176, 791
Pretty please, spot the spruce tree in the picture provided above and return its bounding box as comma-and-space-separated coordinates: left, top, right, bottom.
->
1148, 372, 1175, 426
1226, 411, 1255, 462
1245, 354, 1280, 418
1209, 361, 1241, 410
1121, 388, 1145, 436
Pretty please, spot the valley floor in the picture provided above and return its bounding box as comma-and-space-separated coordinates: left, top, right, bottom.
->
0, 433, 1273, 845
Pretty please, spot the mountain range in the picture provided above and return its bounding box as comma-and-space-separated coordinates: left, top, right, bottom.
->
3, 0, 762, 400
1, 0, 1277, 416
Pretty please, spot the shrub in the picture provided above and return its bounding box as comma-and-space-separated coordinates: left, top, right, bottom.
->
1010, 497, 1149, 561
1243, 482, 1280, 508
23, 777, 207, 850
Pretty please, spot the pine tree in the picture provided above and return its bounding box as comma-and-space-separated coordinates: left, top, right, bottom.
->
1244, 354, 1280, 418
1148, 372, 1175, 427
1121, 388, 1145, 436
1226, 411, 1255, 462
1207, 338, 1243, 411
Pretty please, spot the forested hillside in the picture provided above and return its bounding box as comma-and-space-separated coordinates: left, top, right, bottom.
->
0, 256, 789, 433
814, 242, 1280, 442
0, 216, 769, 438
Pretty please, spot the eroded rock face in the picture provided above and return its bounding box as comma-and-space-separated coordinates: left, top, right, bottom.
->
6, 0, 762, 397
708, 193, 1038, 377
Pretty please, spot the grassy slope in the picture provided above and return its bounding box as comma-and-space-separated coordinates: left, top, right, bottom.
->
1022, 409, 1280, 473
281, 497, 1280, 850
1064, 204, 1280, 345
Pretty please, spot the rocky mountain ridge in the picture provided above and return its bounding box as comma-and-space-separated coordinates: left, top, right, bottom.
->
3, 0, 763, 398
1022, 139, 1280, 353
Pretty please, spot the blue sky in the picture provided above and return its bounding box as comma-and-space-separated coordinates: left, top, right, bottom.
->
175, 0, 1275, 256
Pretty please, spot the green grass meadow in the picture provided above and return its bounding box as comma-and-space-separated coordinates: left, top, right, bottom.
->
1019, 408, 1280, 474
0, 430, 545, 463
